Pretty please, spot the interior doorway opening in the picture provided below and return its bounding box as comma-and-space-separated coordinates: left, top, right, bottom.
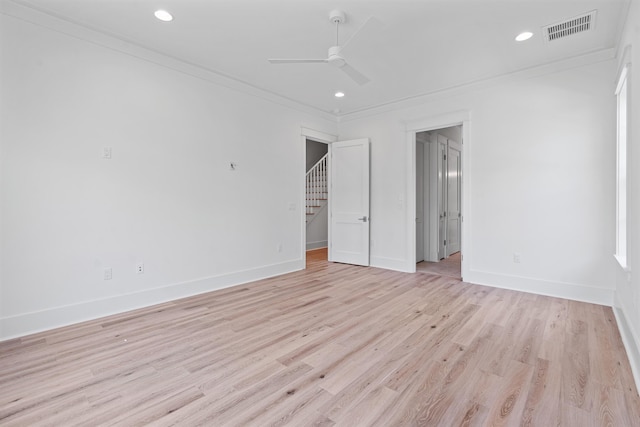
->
415, 125, 462, 279
305, 138, 329, 262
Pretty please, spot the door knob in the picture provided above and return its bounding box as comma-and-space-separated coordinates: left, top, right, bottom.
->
358, 216, 368, 222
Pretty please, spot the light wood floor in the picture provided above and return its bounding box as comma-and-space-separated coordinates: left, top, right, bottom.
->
1, 251, 639, 426
416, 252, 462, 279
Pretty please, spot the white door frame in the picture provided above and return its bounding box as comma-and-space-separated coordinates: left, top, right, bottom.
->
300, 127, 337, 267
404, 111, 470, 279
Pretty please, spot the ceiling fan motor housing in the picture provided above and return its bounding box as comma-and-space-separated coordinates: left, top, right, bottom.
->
327, 46, 346, 67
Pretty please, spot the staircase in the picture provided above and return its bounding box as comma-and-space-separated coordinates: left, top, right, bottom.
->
306, 154, 328, 224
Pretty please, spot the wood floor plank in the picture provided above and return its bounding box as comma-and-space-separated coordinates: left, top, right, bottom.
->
539, 297, 568, 362
484, 360, 534, 427
562, 319, 592, 410
520, 357, 562, 427
1, 253, 638, 425
591, 381, 635, 427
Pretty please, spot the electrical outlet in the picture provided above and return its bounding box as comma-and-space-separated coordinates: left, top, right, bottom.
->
277, 243, 283, 253
102, 147, 112, 159
136, 262, 144, 274
104, 268, 112, 280
513, 252, 521, 264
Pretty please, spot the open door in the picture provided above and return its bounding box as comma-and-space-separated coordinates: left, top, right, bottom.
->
446, 139, 462, 256
328, 138, 370, 266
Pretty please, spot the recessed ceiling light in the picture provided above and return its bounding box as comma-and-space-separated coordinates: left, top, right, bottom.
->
334, 91, 345, 98
154, 10, 173, 22
515, 31, 533, 42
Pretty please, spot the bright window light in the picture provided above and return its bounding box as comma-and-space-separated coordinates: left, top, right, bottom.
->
334, 92, 345, 98
154, 10, 173, 22
615, 64, 630, 268
515, 32, 533, 42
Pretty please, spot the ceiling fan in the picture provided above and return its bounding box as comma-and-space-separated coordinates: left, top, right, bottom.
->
267, 10, 378, 86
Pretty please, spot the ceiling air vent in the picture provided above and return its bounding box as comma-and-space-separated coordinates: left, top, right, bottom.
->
542, 10, 597, 42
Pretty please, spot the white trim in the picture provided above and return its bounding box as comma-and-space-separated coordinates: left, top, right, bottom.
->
406, 131, 418, 273
613, 304, 640, 394
405, 111, 471, 278
1, 0, 336, 122
340, 49, 615, 122
614, 254, 630, 272
0, 259, 304, 341
466, 269, 614, 306
615, 44, 632, 80
615, 64, 630, 95
301, 127, 337, 143
404, 111, 471, 132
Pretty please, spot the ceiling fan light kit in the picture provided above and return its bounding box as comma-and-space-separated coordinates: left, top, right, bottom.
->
267, 10, 372, 86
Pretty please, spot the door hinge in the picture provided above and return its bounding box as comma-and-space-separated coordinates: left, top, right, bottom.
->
443, 154, 447, 160
444, 239, 447, 245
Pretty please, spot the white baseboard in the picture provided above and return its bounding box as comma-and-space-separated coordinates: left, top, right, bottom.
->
306, 240, 328, 251
370, 256, 411, 272
0, 259, 304, 341
613, 303, 640, 394
465, 269, 614, 306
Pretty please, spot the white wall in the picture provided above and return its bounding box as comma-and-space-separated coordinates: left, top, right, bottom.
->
0, 12, 337, 339
339, 57, 617, 303
613, 0, 640, 391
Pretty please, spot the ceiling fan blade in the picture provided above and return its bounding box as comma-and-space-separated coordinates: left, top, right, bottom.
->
341, 16, 383, 51
340, 63, 370, 85
268, 59, 328, 64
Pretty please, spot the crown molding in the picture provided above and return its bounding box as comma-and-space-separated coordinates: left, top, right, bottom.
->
338, 47, 616, 123
2, 0, 619, 125
1, 0, 338, 123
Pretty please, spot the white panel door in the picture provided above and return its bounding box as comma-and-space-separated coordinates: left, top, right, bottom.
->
329, 138, 370, 266
446, 139, 462, 256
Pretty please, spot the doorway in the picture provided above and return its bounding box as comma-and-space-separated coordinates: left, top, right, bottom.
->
415, 126, 462, 279
305, 138, 329, 261
300, 129, 371, 269
300, 128, 336, 268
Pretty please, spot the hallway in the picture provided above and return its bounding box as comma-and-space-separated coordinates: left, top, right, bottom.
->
416, 252, 461, 280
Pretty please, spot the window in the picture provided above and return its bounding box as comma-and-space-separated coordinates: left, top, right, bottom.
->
615, 63, 630, 269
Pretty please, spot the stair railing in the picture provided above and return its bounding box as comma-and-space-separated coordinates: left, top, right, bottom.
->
306, 153, 328, 214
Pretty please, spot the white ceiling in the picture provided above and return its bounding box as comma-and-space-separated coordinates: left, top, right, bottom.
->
13, 0, 629, 117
